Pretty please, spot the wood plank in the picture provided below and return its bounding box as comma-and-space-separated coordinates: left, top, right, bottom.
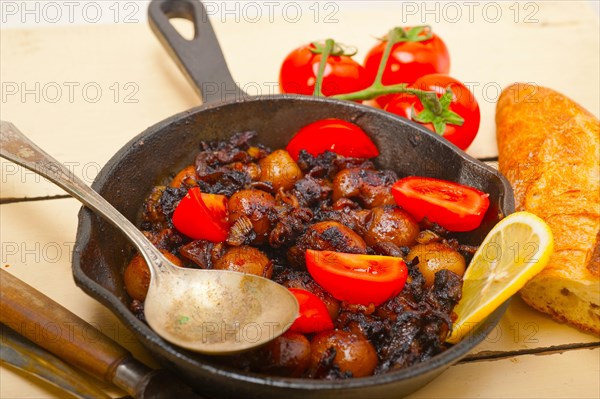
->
409, 348, 600, 398
2, 1, 599, 200
2, 2, 599, 397
0, 197, 597, 398
0, 199, 158, 398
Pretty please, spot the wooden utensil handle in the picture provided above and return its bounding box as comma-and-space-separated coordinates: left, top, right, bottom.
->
0, 269, 131, 383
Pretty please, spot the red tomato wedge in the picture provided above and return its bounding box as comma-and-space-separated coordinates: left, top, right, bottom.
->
305, 250, 408, 306
288, 288, 334, 334
391, 177, 490, 232
172, 187, 229, 242
286, 119, 379, 161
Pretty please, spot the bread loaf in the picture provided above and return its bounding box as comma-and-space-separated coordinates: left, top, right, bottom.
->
496, 83, 600, 335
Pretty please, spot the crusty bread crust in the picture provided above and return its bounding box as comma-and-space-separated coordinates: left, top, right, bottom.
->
496, 83, 600, 335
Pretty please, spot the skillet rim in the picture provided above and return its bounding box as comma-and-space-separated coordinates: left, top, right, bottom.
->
72, 94, 514, 391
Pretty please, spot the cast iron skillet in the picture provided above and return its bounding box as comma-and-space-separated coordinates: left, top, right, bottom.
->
72, 0, 514, 398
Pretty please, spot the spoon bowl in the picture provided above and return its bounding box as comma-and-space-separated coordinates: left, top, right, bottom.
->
145, 268, 298, 354
0, 121, 299, 355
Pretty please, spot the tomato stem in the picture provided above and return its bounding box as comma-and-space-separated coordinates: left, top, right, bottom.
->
334, 86, 464, 134
333, 85, 433, 103
314, 26, 464, 134
370, 25, 432, 87
312, 38, 335, 97
310, 40, 357, 57
411, 87, 465, 135
333, 25, 443, 104
371, 34, 396, 87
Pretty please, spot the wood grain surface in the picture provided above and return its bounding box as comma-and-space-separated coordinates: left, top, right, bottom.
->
1, 1, 599, 398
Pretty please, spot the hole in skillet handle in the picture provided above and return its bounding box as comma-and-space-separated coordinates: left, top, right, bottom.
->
169, 18, 195, 41
159, 0, 196, 40
148, 0, 246, 104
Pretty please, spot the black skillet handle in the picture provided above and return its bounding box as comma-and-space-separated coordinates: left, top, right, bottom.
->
148, 0, 246, 104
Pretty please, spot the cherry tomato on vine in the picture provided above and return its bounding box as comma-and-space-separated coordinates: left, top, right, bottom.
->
385, 74, 480, 150
279, 42, 370, 97
364, 26, 450, 108
288, 288, 334, 334
391, 176, 490, 232
172, 187, 229, 242
286, 118, 379, 161
305, 250, 408, 306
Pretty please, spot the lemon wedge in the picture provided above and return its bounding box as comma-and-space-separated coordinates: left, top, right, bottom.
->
447, 211, 554, 344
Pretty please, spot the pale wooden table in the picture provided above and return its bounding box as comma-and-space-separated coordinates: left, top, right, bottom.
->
1, 1, 599, 398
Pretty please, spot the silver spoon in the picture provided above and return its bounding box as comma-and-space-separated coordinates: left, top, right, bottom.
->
0, 121, 298, 354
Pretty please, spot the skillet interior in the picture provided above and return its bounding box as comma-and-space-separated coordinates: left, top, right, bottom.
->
73, 95, 513, 399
